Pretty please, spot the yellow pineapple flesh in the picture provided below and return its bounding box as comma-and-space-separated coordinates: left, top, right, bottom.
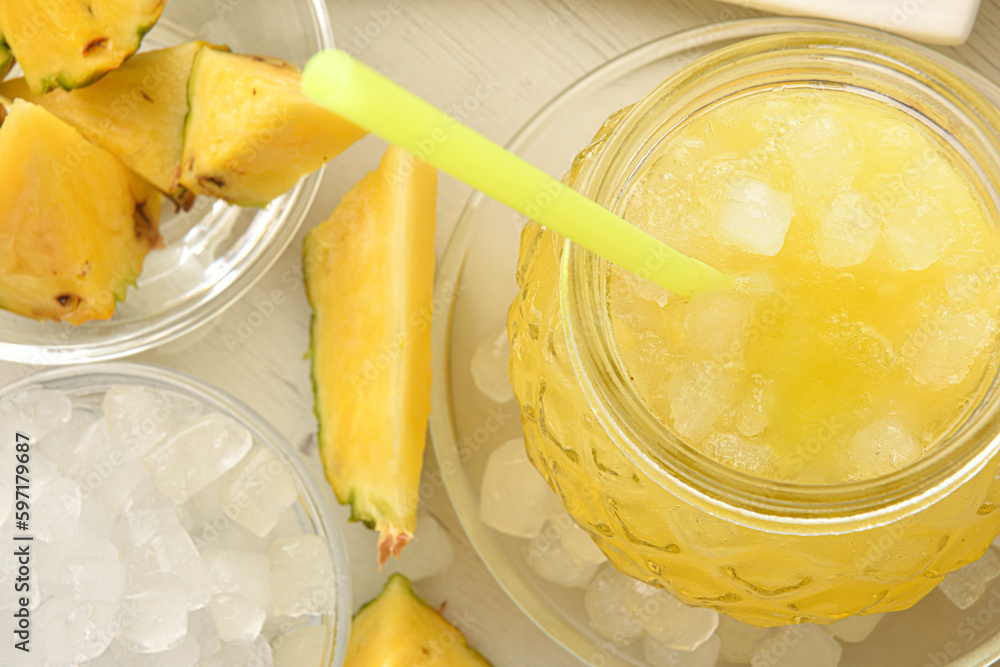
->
0, 30, 11, 80
304, 145, 436, 564
0, 0, 166, 93
347, 575, 492, 667
181, 48, 367, 208
0, 42, 217, 208
0, 98, 161, 324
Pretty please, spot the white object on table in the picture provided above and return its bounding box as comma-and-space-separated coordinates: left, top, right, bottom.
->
713, 0, 982, 44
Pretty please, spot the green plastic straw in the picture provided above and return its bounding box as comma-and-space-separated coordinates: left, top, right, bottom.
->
302, 50, 733, 296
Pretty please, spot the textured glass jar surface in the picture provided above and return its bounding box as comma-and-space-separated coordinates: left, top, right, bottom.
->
507, 33, 1000, 626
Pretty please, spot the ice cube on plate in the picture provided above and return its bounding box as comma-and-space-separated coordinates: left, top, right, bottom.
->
938, 547, 1000, 610
623, 581, 718, 651
703, 433, 777, 477
645, 633, 721, 667
479, 438, 562, 539
584, 565, 644, 645
118, 572, 190, 653
751, 625, 842, 667
885, 202, 950, 271
825, 613, 884, 643
682, 291, 753, 360
33, 454, 82, 542
816, 191, 881, 267
470, 323, 515, 403
205, 549, 273, 613
904, 306, 996, 390
142, 413, 252, 504
0, 388, 72, 441
189, 607, 222, 660
525, 520, 601, 588
108, 632, 201, 666
717, 178, 794, 256
201, 635, 274, 667
717, 615, 769, 663
382, 512, 455, 581
217, 445, 298, 537
209, 593, 266, 643
270, 535, 338, 616
102, 385, 173, 457
271, 624, 328, 667
36, 596, 119, 663
65, 557, 128, 603
846, 416, 922, 480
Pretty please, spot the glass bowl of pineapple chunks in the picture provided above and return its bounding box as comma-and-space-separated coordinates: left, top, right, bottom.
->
0, 0, 351, 363
0, 361, 352, 665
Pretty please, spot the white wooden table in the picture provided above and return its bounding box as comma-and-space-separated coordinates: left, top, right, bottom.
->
6, 1, 1000, 664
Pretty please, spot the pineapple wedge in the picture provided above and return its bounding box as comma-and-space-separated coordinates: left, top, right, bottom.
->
0, 31, 11, 80
181, 48, 367, 207
0, 0, 166, 93
347, 575, 492, 667
0, 42, 217, 208
304, 145, 436, 564
0, 98, 161, 324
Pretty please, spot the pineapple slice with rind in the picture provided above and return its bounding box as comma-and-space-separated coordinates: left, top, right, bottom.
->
347, 574, 492, 666
304, 145, 435, 565
0, 98, 161, 324
0, 0, 166, 94
0, 42, 219, 208
181, 48, 367, 208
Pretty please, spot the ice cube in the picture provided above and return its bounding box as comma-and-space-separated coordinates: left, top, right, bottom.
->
825, 612, 884, 643
0, 388, 72, 441
783, 109, 861, 188
102, 385, 173, 458
717, 615, 769, 663
108, 631, 200, 667
682, 292, 753, 360
118, 572, 189, 653
142, 413, 253, 504
33, 454, 82, 542
525, 519, 601, 588
585, 565, 644, 645
36, 529, 118, 587
382, 512, 455, 581
645, 633, 721, 667
117, 509, 213, 610
37, 406, 100, 465
623, 581, 718, 651
217, 446, 298, 537
80, 496, 116, 537
204, 550, 273, 613
189, 607, 222, 660
750, 625, 842, 667
201, 636, 274, 667
479, 438, 562, 539
904, 306, 996, 390
270, 535, 338, 616
65, 557, 128, 603
667, 360, 736, 442
703, 433, 777, 478
846, 416, 922, 481
735, 374, 773, 438
470, 323, 515, 403
816, 191, 881, 267
549, 510, 606, 568
718, 178, 795, 256
271, 625, 328, 667
884, 202, 950, 271
209, 594, 266, 643
938, 548, 1000, 610
36, 596, 120, 663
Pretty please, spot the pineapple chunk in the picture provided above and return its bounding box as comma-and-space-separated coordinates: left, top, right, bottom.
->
181, 48, 367, 207
0, 99, 161, 324
0, 42, 218, 208
0, 0, 166, 93
348, 575, 492, 667
0, 31, 11, 80
304, 145, 435, 564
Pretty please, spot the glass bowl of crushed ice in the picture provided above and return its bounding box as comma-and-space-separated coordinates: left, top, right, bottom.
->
0, 363, 351, 666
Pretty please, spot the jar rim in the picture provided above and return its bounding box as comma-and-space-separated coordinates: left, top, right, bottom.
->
562, 29, 1000, 532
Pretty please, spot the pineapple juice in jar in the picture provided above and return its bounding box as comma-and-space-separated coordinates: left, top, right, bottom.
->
508, 32, 1000, 626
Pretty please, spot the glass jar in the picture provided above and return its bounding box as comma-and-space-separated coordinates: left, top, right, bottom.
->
508, 31, 1000, 626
